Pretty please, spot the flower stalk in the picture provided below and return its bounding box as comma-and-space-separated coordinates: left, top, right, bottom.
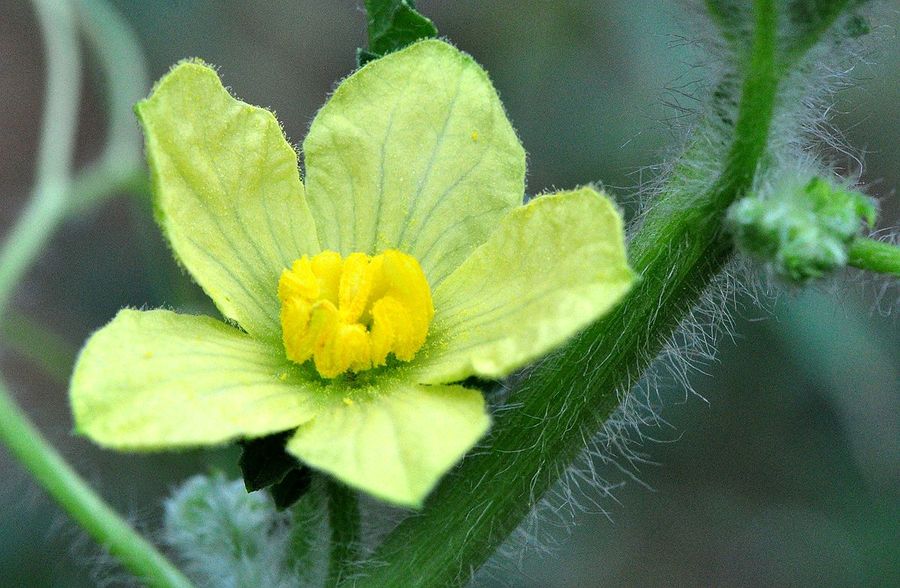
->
847, 237, 900, 276
348, 1, 827, 585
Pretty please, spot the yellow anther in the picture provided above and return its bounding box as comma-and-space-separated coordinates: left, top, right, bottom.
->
278, 249, 434, 378
278, 256, 319, 301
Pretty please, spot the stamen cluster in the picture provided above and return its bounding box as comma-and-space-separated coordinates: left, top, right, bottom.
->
279, 250, 434, 378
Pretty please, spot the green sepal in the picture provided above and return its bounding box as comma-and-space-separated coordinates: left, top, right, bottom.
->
239, 432, 301, 492
270, 467, 314, 510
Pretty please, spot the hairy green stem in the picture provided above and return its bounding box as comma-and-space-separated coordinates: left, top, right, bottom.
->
350, 1, 784, 585
847, 237, 900, 276
326, 481, 361, 587
0, 377, 194, 587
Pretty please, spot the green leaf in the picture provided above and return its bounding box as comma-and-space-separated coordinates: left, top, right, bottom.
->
286, 381, 489, 508
136, 61, 320, 343
71, 309, 321, 450
409, 187, 634, 384
361, 0, 437, 64
304, 40, 526, 288
270, 467, 314, 510
238, 432, 300, 492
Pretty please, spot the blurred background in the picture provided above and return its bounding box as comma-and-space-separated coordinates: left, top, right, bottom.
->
1, 1, 897, 586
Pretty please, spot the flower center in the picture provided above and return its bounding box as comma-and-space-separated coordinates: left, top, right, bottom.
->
278, 249, 434, 378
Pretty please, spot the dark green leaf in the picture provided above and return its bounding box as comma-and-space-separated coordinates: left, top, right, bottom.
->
356, 48, 380, 67
271, 467, 314, 510
238, 432, 299, 492
704, 0, 752, 44
359, 0, 437, 66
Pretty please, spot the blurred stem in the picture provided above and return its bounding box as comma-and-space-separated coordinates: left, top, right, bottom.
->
66, 161, 151, 215
350, 1, 787, 586
0, 0, 189, 585
0, 377, 194, 588
0, 0, 150, 317
68, 0, 150, 214
77, 0, 148, 165
326, 480, 361, 587
0, 313, 77, 386
847, 237, 900, 277
0, 0, 81, 319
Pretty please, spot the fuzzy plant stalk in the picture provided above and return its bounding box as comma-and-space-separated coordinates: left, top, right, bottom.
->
848, 237, 900, 275
348, 0, 892, 585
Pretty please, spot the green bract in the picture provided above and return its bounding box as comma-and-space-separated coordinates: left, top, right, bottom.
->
70, 40, 634, 507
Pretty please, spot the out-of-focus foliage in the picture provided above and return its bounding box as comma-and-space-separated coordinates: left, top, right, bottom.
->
164, 473, 325, 587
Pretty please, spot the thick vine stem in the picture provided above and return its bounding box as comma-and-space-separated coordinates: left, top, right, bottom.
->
847, 237, 900, 276
347, 1, 840, 585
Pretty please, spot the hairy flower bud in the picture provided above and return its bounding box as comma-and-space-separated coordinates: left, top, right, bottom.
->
727, 177, 876, 282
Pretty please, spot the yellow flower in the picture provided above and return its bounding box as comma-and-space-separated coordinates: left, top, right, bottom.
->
70, 41, 634, 507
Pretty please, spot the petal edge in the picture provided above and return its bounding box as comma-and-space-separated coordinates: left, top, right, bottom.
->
410, 187, 634, 384
286, 381, 489, 507
136, 61, 319, 342
71, 309, 321, 450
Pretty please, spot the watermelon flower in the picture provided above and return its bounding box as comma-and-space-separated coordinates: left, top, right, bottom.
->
70, 40, 634, 507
